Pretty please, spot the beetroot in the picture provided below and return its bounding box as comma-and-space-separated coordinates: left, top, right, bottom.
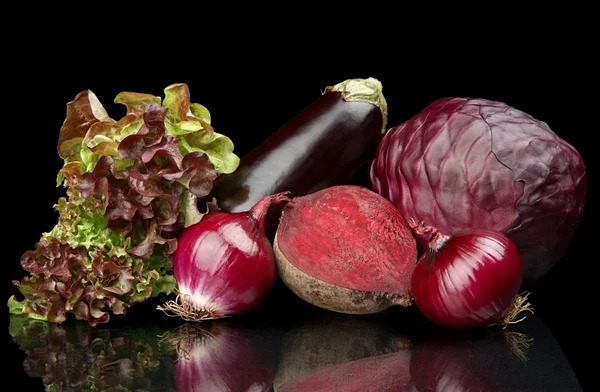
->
273, 185, 417, 314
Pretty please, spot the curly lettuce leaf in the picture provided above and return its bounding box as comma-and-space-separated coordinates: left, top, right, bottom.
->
48, 195, 128, 257
57, 83, 239, 186
180, 132, 240, 174
10, 195, 176, 325
57, 90, 112, 160
162, 83, 239, 174
11, 83, 234, 326
74, 105, 217, 234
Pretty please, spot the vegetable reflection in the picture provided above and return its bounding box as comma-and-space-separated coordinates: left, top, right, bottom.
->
410, 329, 533, 391
274, 311, 412, 391
9, 315, 171, 391
9, 316, 278, 391
9, 314, 579, 391
164, 323, 277, 392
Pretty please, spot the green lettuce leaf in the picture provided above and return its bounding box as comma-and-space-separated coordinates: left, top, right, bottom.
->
180, 132, 240, 174
162, 84, 239, 174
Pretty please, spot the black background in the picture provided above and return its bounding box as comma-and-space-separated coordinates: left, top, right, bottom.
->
3, 24, 596, 391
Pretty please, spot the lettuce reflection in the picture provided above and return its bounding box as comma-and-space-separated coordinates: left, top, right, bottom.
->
9, 315, 172, 391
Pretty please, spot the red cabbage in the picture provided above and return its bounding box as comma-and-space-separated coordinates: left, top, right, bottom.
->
370, 97, 587, 284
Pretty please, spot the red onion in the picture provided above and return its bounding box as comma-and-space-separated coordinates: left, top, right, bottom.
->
409, 220, 533, 329
157, 192, 290, 321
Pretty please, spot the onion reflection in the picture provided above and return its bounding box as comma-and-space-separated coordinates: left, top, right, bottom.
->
164, 323, 277, 392
410, 328, 533, 391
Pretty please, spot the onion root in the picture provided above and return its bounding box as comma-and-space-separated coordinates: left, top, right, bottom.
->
157, 294, 228, 322
499, 291, 535, 327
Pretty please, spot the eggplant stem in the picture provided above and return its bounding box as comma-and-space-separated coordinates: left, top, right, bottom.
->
500, 291, 535, 327
157, 294, 228, 322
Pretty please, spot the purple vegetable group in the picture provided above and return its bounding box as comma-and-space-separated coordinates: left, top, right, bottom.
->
8, 80, 587, 329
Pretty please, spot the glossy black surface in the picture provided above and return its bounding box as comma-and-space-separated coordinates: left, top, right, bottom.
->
7, 296, 582, 392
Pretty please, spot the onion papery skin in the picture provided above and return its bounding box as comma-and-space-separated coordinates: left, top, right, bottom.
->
411, 228, 522, 329
168, 192, 287, 320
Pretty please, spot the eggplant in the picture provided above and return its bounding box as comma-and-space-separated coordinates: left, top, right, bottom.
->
207, 77, 388, 237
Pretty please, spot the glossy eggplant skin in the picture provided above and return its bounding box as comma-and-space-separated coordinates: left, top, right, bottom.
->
209, 91, 383, 220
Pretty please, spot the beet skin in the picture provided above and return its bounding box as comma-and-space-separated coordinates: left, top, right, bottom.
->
274, 185, 417, 314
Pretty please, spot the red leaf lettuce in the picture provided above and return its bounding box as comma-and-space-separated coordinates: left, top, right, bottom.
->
9, 84, 239, 325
